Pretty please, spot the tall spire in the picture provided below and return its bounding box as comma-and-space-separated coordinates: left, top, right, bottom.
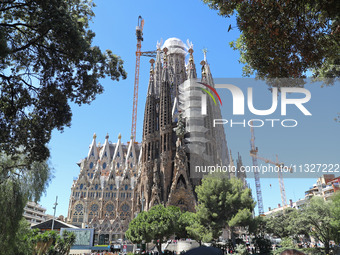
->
160, 47, 172, 132
159, 46, 173, 160
154, 41, 163, 97
162, 47, 169, 82
147, 59, 155, 95
187, 48, 197, 79
200, 49, 214, 86
142, 59, 158, 140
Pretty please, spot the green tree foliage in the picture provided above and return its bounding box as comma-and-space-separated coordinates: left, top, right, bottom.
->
3, 221, 76, 255
253, 236, 272, 254
48, 230, 76, 255
195, 174, 255, 239
280, 237, 296, 249
11, 218, 35, 255
248, 215, 266, 237
235, 244, 249, 255
0, 177, 26, 251
202, 0, 339, 83
330, 191, 340, 243
126, 205, 180, 252
0, 0, 127, 167
265, 208, 308, 239
175, 210, 193, 238
183, 212, 213, 245
0, 153, 52, 252
298, 196, 336, 254
125, 211, 152, 245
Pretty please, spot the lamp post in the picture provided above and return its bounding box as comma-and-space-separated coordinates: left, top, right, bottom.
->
51, 196, 58, 230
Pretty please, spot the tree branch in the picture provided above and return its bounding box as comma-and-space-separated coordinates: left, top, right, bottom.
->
0, 23, 34, 29
10, 30, 50, 54
0, 3, 29, 12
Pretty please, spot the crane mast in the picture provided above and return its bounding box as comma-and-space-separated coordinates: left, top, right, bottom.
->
250, 124, 264, 215
249, 153, 289, 207
131, 16, 144, 141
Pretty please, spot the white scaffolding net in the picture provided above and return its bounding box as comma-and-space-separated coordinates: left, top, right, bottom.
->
178, 79, 208, 157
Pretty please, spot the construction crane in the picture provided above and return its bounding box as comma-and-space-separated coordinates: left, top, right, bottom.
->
131, 16, 157, 141
250, 153, 291, 207
250, 124, 264, 215
131, 16, 144, 141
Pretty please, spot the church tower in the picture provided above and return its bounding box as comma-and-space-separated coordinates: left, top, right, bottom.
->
67, 37, 246, 244
159, 47, 175, 202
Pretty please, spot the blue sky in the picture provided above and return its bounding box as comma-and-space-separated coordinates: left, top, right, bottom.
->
39, 0, 340, 216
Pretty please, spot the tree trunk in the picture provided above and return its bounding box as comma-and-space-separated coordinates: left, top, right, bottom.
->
324, 240, 330, 255
231, 227, 236, 248
157, 241, 162, 254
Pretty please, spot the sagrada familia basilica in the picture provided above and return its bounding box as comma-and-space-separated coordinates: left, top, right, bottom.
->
67, 38, 247, 244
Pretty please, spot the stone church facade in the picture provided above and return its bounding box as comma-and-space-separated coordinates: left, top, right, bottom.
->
67, 38, 246, 244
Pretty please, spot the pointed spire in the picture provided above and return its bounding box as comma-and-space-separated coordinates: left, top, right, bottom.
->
200, 60, 207, 83
200, 50, 214, 86
229, 150, 234, 166
88, 133, 99, 160
203, 48, 208, 62
162, 47, 169, 82
147, 59, 155, 95
125, 135, 137, 169
112, 133, 124, 175
142, 59, 158, 139
100, 133, 111, 160
187, 48, 197, 79
154, 43, 163, 97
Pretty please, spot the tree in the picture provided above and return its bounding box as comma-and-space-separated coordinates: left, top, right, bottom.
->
248, 215, 266, 237
330, 191, 340, 243
0, 153, 52, 252
48, 230, 76, 255
177, 211, 194, 238
11, 218, 35, 255
202, 0, 339, 84
195, 174, 255, 240
185, 213, 213, 245
126, 205, 180, 252
0, 177, 26, 251
126, 211, 150, 244
235, 244, 249, 255
298, 196, 337, 254
265, 208, 308, 239
0, 0, 127, 168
